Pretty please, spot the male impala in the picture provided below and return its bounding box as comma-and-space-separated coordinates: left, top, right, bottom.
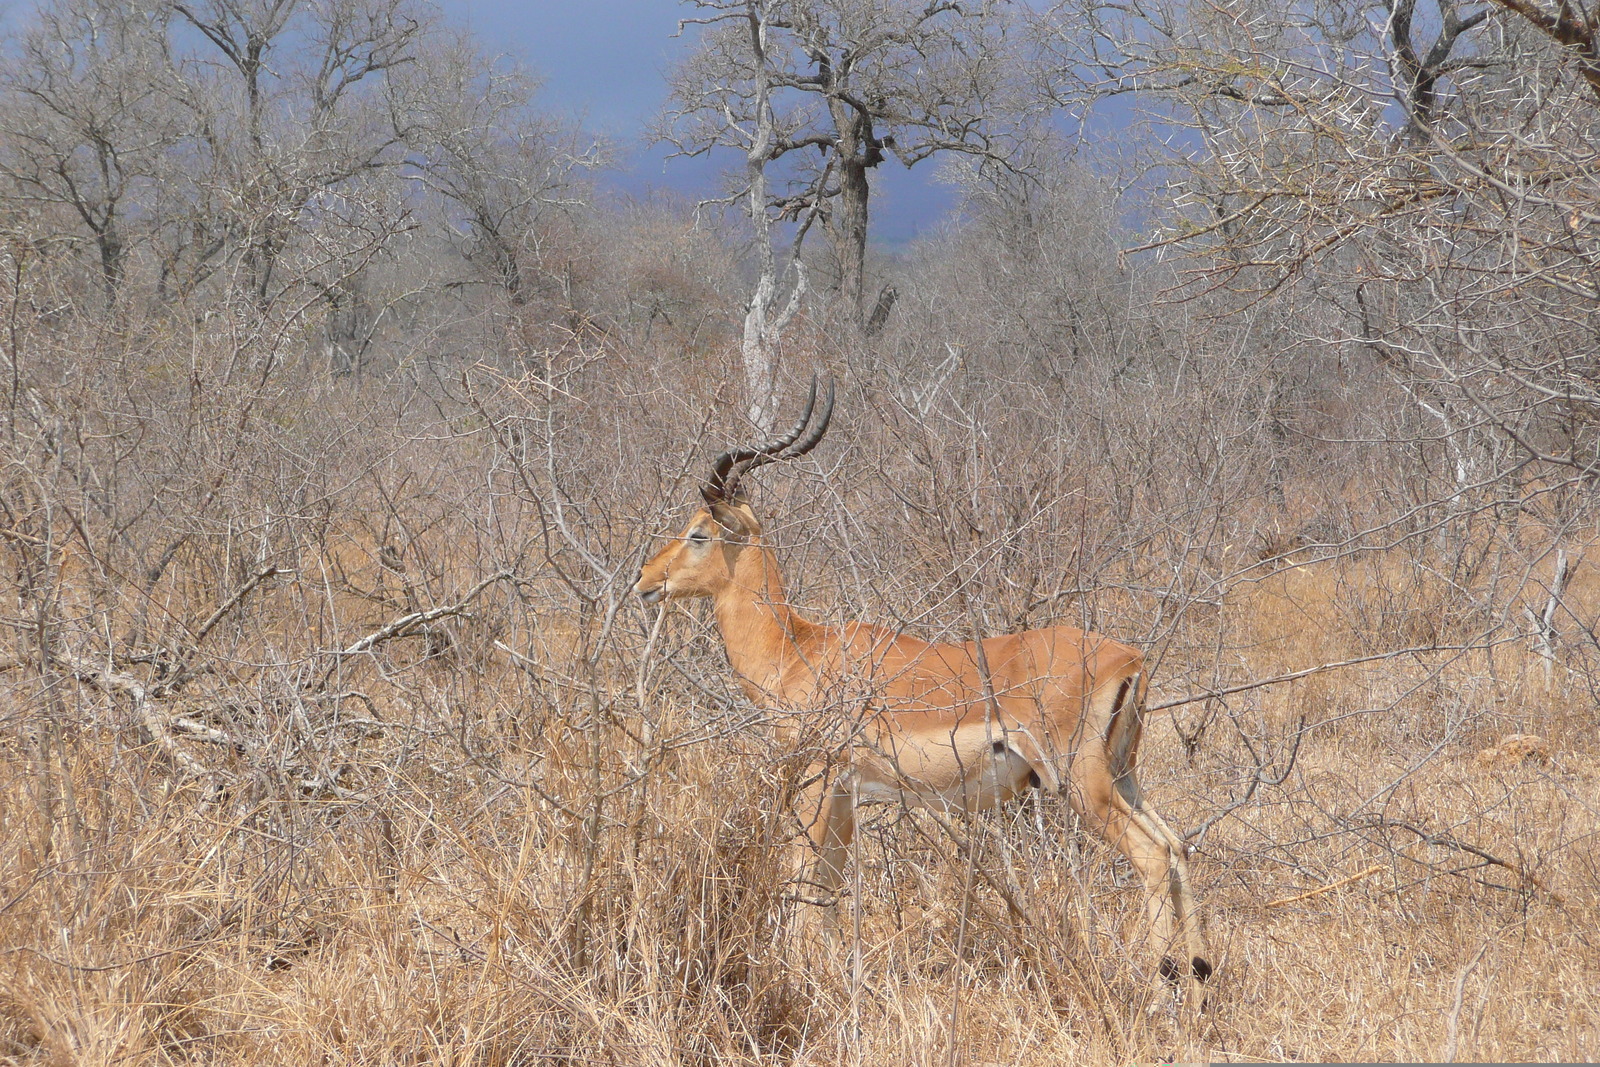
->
635, 377, 1211, 996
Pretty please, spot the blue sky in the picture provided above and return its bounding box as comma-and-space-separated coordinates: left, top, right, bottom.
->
454, 0, 958, 245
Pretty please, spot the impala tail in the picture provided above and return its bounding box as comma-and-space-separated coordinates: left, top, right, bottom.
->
1104, 670, 1145, 782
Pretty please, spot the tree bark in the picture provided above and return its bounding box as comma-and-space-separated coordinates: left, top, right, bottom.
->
828, 99, 871, 319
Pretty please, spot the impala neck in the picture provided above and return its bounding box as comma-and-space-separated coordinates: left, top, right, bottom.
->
710, 542, 809, 700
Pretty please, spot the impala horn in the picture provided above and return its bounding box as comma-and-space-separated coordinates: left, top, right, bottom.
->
703, 375, 835, 504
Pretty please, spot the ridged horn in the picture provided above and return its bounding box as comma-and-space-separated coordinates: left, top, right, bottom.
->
703, 375, 835, 504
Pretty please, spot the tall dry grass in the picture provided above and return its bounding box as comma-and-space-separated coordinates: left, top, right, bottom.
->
3, 320, 1597, 1064
3, 590, 1594, 1064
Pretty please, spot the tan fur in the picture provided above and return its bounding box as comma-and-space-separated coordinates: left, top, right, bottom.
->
637, 498, 1209, 993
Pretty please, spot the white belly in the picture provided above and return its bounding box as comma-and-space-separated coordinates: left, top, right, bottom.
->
852, 741, 1040, 813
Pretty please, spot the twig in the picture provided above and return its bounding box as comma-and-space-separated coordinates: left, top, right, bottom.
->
1359, 815, 1561, 898
636, 605, 667, 712
336, 571, 510, 655
493, 639, 541, 675
1147, 639, 1509, 713
1264, 864, 1385, 908
318, 570, 511, 686
0, 525, 45, 546
1184, 708, 1308, 846
0, 869, 46, 916
1442, 938, 1492, 1063
2, 939, 228, 972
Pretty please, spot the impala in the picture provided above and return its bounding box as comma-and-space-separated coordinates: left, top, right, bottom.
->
635, 377, 1211, 996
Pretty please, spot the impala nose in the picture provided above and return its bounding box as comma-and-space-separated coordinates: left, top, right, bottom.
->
636, 576, 663, 605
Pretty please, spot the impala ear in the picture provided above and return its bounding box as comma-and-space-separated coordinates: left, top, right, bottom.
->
706, 499, 755, 537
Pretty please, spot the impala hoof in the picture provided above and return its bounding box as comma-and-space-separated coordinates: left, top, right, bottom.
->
1159, 955, 1214, 983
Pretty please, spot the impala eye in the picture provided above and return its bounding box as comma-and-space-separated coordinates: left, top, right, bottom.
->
689, 530, 710, 544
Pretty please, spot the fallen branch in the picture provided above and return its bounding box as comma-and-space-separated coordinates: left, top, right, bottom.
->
170, 716, 238, 747
318, 571, 512, 687
57, 650, 212, 776
1264, 864, 1385, 908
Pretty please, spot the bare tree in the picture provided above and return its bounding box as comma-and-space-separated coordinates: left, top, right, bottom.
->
665, 0, 1038, 347
0, 0, 183, 307
1039, 0, 1600, 484
166, 0, 431, 306
403, 36, 600, 313
687, 2, 816, 427
0, 0, 573, 332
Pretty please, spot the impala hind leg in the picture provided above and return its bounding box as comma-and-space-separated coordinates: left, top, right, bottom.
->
788, 770, 855, 945
1113, 773, 1211, 995
1066, 758, 1210, 1002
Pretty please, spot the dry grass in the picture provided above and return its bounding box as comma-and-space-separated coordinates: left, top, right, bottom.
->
3, 531, 1597, 1065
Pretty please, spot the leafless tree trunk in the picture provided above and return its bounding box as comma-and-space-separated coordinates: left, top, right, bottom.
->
738, 4, 809, 428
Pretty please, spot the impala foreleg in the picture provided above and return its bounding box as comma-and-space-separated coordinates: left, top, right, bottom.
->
789, 768, 856, 941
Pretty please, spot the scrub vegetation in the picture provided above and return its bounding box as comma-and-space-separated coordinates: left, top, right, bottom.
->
2, 0, 1597, 1063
